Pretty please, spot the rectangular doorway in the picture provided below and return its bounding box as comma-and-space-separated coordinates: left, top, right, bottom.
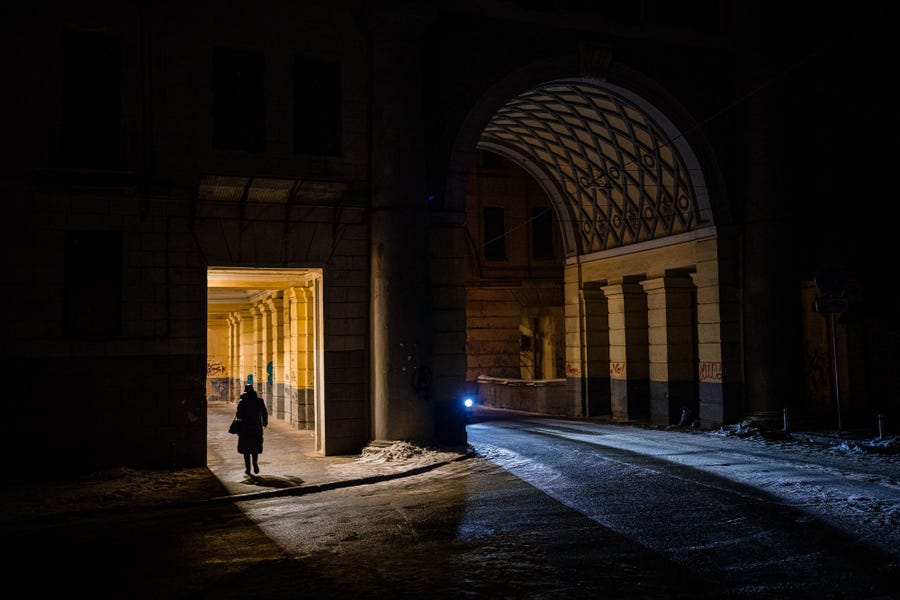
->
206, 267, 324, 449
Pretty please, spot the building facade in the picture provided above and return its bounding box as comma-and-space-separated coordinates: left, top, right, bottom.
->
3, 1, 893, 474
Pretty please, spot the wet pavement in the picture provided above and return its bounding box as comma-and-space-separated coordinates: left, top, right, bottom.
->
2, 404, 896, 599
0, 402, 891, 523
0, 401, 468, 523
0, 403, 471, 599
204, 401, 469, 503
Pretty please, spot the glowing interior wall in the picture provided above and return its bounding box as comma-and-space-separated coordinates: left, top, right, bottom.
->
206, 323, 231, 402
210, 283, 319, 431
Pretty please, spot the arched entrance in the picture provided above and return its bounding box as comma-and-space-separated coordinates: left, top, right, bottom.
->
452, 73, 740, 428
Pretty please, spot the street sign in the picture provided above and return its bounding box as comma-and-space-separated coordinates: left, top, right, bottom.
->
814, 264, 845, 295
814, 297, 849, 313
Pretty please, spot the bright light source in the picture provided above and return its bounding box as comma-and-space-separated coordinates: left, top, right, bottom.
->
463, 398, 473, 408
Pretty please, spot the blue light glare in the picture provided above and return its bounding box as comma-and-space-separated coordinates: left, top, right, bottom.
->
464, 398, 473, 408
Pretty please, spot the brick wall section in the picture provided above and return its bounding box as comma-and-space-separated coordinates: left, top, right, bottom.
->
466, 288, 522, 381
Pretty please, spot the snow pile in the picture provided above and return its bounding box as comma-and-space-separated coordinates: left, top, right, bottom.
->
709, 419, 764, 439
357, 441, 453, 464
711, 420, 900, 453
322, 441, 465, 480
832, 435, 900, 455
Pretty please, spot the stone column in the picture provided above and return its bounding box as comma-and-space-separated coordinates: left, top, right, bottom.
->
239, 309, 255, 386
296, 286, 315, 429
254, 301, 272, 406
694, 238, 743, 427
251, 304, 265, 391
228, 313, 241, 402
581, 287, 610, 417
736, 5, 791, 422
601, 281, 650, 421
265, 294, 285, 419
641, 276, 696, 426
369, 12, 435, 442
429, 215, 468, 447
283, 288, 299, 423
564, 265, 586, 415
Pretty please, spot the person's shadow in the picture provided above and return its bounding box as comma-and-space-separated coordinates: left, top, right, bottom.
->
243, 474, 304, 489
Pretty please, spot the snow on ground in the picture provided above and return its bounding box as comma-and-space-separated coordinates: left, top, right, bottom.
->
538, 420, 900, 559
0, 466, 221, 522
326, 441, 467, 478
359, 441, 457, 463
0, 441, 465, 522
2, 424, 897, 544
706, 426, 900, 544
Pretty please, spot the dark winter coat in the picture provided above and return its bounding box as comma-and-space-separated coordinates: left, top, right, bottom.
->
236, 391, 268, 454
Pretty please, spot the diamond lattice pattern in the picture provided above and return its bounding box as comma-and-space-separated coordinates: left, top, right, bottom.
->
481, 81, 698, 253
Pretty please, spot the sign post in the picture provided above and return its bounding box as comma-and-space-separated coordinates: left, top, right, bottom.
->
813, 265, 847, 432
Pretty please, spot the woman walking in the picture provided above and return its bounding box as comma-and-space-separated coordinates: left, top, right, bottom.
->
236, 383, 268, 475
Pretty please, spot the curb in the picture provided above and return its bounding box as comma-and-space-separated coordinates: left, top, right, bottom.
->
208, 451, 473, 504
5, 453, 473, 529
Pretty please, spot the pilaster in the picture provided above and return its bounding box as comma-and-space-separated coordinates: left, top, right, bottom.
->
641, 275, 696, 426
601, 281, 649, 420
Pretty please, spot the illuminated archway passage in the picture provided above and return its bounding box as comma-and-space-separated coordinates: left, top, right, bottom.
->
480, 79, 711, 255
468, 76, 737, 429
207, 267, 323, 442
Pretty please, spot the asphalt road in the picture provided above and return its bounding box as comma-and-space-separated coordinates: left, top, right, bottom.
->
465, 414, 900, 599
6, 410, 899, 599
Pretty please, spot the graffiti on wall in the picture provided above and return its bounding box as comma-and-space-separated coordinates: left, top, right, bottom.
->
609, 362, 626, 378
565, 363, 580, 376
698, 361, 722, 382
805, 348, 831, 408
207, 378, 230, 402
207, 359, 227, 377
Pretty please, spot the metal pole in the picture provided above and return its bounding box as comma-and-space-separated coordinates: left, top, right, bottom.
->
877, 414, 884, 439
829, 312, 842, 432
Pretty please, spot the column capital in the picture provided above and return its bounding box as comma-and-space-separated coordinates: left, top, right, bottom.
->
600, 281, 644, 297
640, 275, 695, 294
581, 284, 606, 301
264, 295, 284, 313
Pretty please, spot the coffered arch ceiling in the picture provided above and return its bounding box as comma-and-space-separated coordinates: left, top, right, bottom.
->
478, 78, 713, 257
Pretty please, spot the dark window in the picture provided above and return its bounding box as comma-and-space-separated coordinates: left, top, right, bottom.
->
643, 0, 721, 34
531, 206, 554, 259
512, 1, 640, 24
293, 55, 342, 156
64, 231, 122, 338
60, 31, 121, 168
212, 47, 265, 152
483, 206, 506, 260
478, 150, 505, 169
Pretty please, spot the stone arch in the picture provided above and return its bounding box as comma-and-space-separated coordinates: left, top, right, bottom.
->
480, 78, 714, 256
446, 57, 724, 257
450, 56, 739, 428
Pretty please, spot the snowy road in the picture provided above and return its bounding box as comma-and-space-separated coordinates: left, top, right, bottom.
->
467, 414, 900, 597
229, 410, 899, 598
